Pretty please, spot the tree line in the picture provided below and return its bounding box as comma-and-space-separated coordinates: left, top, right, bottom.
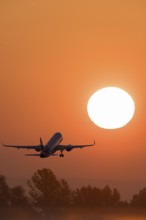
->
0, 168, 146, 216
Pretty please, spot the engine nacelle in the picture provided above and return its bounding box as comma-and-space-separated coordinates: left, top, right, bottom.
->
35, 149, 41, 152
66, 145, 72, 152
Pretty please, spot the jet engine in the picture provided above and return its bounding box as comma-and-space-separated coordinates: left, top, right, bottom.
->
35, 148, 41, 152
66, 145, 73, 152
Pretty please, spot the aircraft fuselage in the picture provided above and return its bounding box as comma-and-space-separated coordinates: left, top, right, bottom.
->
40, 132, 63, 157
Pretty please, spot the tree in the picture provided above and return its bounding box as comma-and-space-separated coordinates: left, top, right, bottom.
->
72, 185, 121, 208
59, 178, 72, 206
10, 185, 30, 207
27, 168, 72, 215
111, 188, 121, 206
131, 187, 146, 208
101, 185, 121, 207
72, 185, 102, 207
0, 175, 10, 207
102, 185, 113, 207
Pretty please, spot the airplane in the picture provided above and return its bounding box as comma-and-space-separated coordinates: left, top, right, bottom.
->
2, 132, 95, 158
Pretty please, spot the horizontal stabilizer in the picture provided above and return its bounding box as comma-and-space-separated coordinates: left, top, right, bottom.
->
25, 153, 58, 157
25, 154, 40, 156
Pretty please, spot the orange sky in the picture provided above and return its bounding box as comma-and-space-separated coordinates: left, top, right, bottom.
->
1, 0, 146, 199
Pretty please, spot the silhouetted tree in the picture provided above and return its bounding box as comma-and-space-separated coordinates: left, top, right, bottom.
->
131, 187, 146, 208
73, 186, 90, 207
27, 168, 72, 215
102, 185, 113, 207
72, 185, 121, 208
102, 186, 121, 207
111, 188, 121, 206
10, 185, 30, 208
90, 186, 103, 207
0, 175, 10, 207
118, 200, 129, 207
59, 178, 72, 206
73, 185, 103, 207
131, 194, 139, 207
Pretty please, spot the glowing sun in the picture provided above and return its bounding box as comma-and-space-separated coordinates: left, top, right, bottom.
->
87, 87, 135, 129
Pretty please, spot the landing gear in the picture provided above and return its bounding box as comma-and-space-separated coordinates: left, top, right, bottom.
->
59, 150, 64, 157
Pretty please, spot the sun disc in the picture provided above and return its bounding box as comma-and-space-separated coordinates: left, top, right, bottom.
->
87, 87, 135, 129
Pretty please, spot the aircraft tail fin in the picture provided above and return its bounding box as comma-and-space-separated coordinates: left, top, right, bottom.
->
40, 137, 43, 146
40, 137, 44, 151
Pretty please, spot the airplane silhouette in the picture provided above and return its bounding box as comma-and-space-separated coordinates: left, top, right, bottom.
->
2, 132, 95, 158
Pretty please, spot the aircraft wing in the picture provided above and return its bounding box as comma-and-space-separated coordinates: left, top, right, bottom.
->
2, 144, 41, 151
58, 141, 95, 151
